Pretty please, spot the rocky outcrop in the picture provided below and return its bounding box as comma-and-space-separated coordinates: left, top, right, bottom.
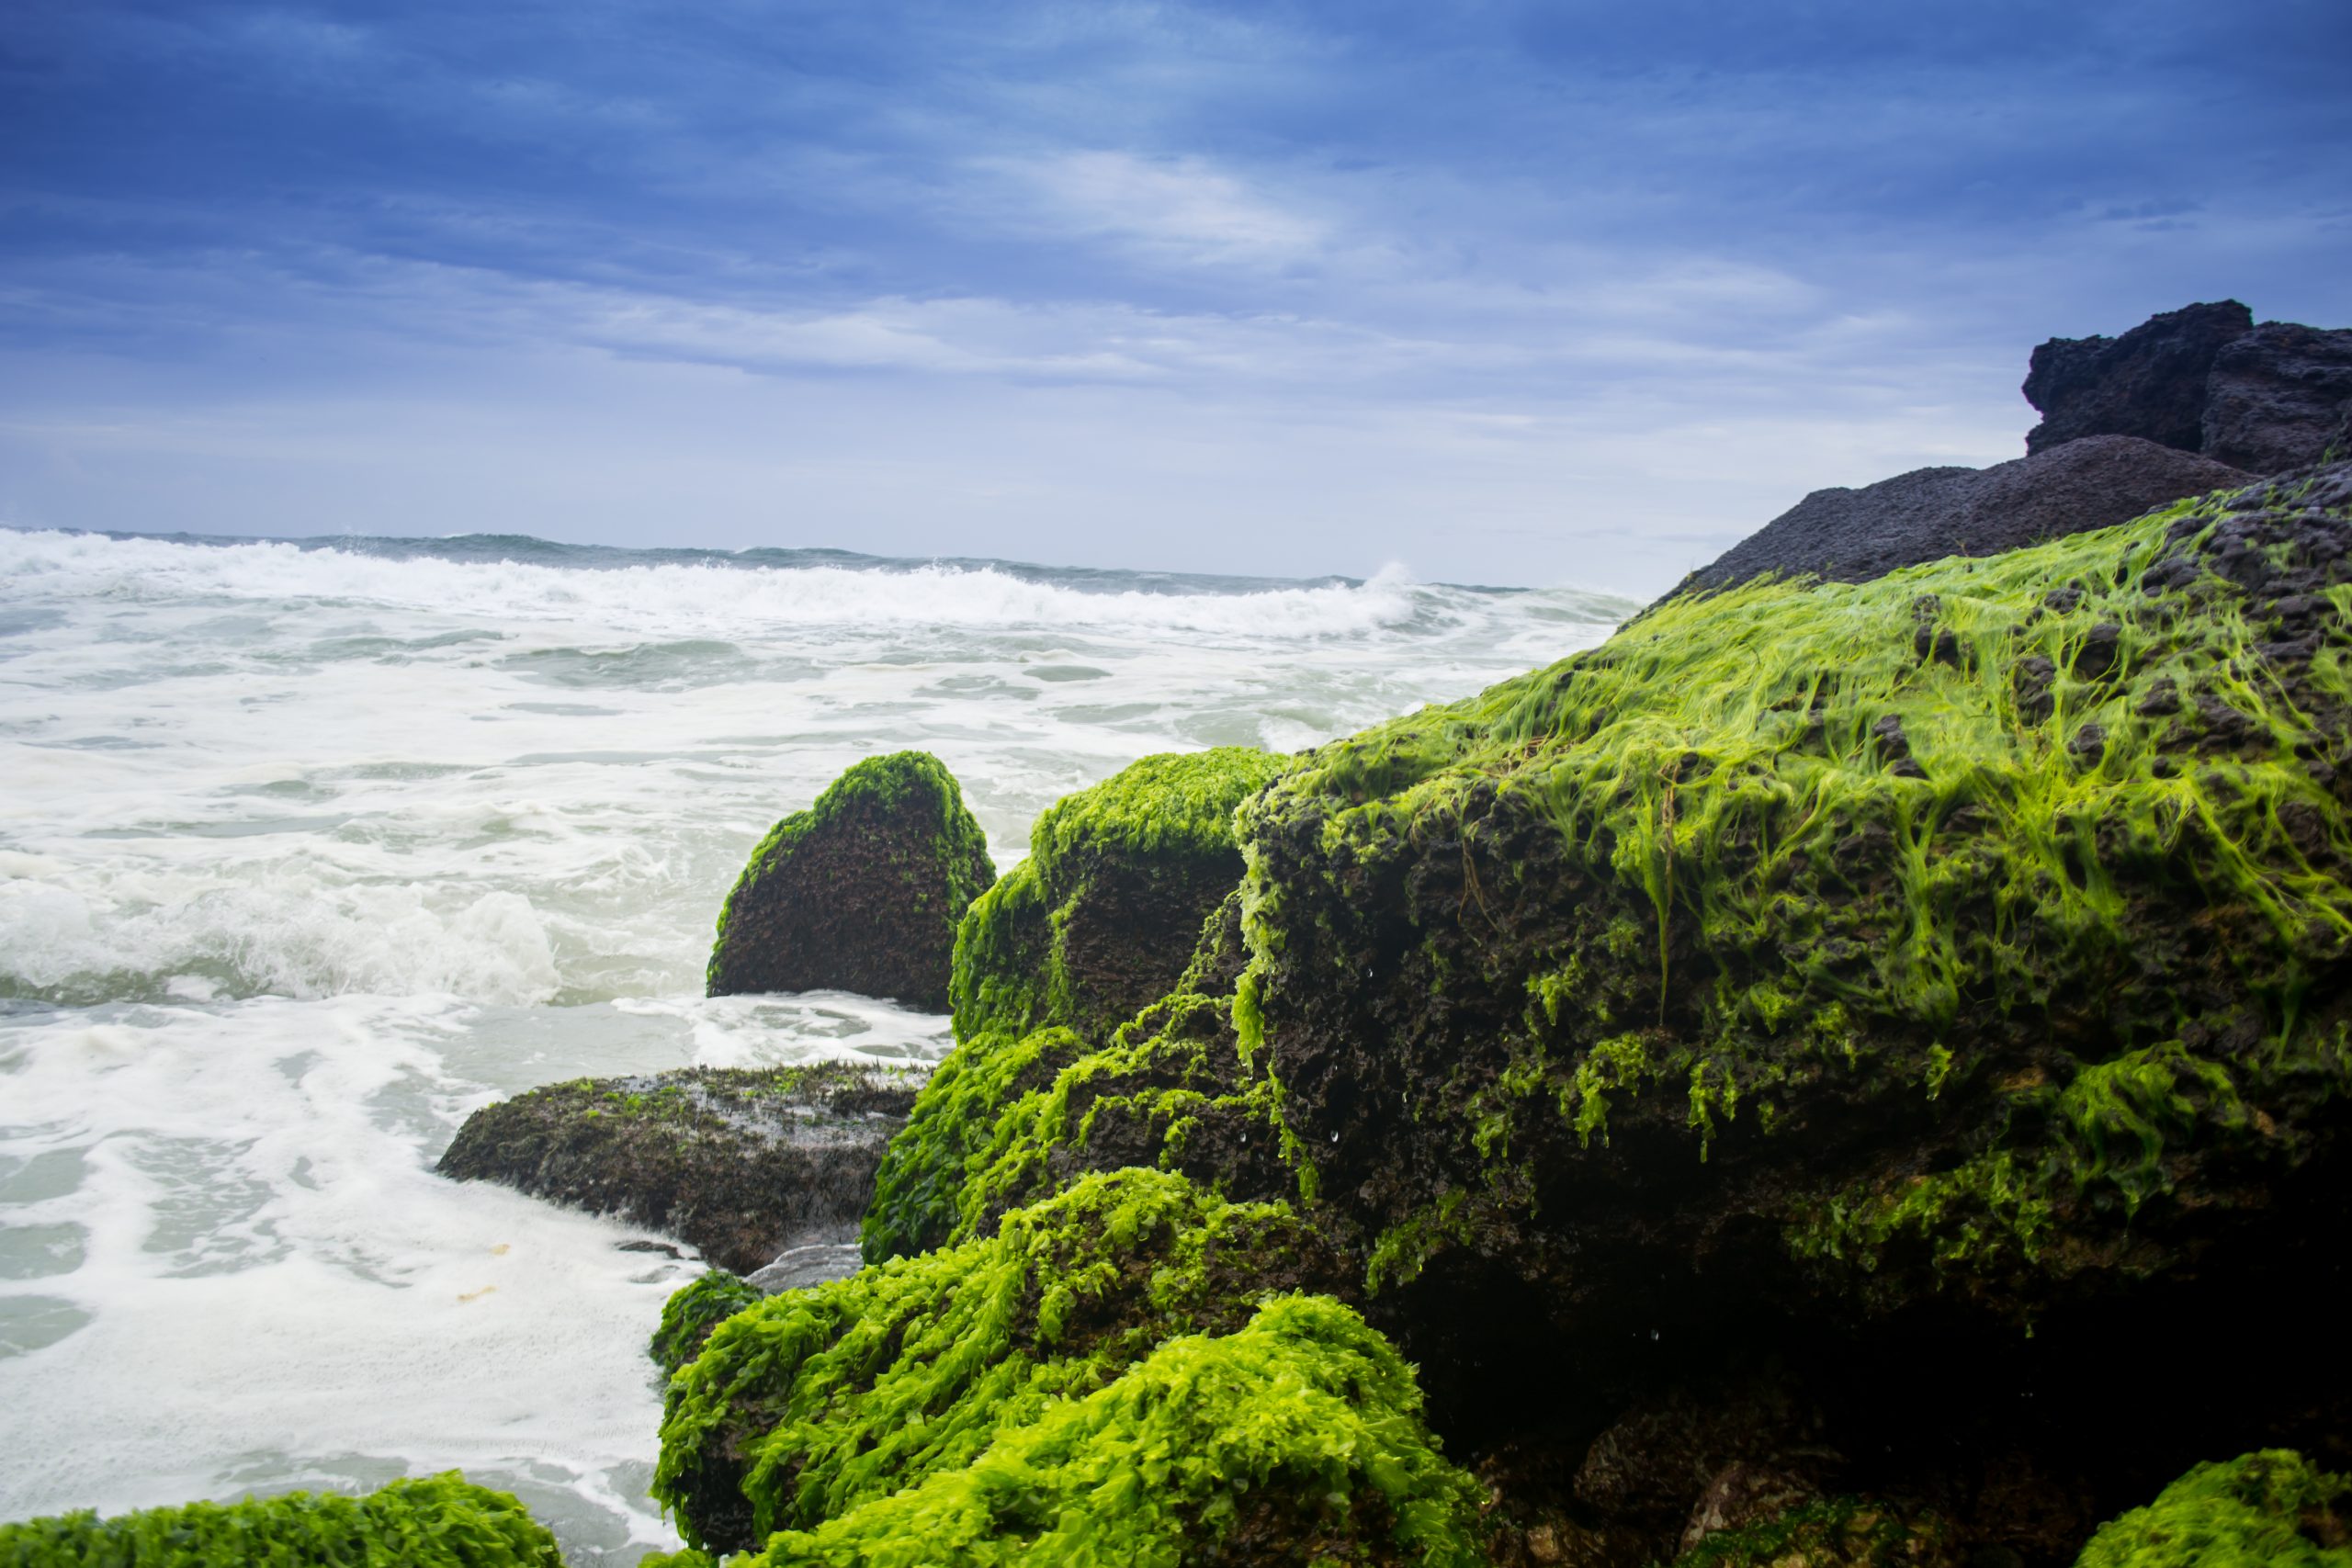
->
2023, 300, 2254, 456
1670, 434, 2246, 597
858, 746, 1292, 1260
706, 750, 995, 1010
2023, 300, 2351, 475
2203, 322, 2352, 474
0, 1475, 563, 1566
437, 1062, 917, 1273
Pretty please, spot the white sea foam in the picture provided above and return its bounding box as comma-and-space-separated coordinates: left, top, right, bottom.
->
0, 525, 1632, 1559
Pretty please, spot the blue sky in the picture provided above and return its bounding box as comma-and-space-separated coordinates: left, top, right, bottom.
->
3, 1, 2346, 592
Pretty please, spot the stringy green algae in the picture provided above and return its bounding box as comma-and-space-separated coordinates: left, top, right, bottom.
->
656, 1168, 1433, 1557
0, 1473, 563, 1567
643, 1293, 1486, 1568
2075, 1450, 2349, 1568
1235, 479, 2352, 1296
864, 749, 1289, 1261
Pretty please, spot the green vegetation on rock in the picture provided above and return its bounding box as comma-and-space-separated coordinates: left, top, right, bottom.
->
651, 1269, 767, 1378
0, 1474, 563, 1567
1235, 468, 2352, 1319
2076, 1450, 2349, 1568
862, 749, 1291, 1261
708, 750, 995, 1009
655, 1168, 1365, 1556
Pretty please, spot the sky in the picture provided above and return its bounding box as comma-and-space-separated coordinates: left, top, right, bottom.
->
2, 1, 2347, 594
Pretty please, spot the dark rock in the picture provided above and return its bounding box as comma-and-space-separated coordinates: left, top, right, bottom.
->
706, 751, 995, 1010
437, 1061, 917, 1273
2201, 321, 2352, 474
1669, 435, 2246, 599
2022, 299, 2253, 455
1680, 1463, 1832, 1555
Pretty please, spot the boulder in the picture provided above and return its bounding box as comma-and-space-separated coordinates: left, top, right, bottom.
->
706, 750, 995, 1010
438, 1061, 917, 1273
2201, 321, 2352, 474
1671, 435, 2246, 598
2022, 299, 2253, 455
1234, 461, 2352, 1537
857, 746, 1293, 1260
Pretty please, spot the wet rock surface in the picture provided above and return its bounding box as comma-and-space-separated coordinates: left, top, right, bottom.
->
706, 750, 994, 1010
438, 1061, 917, 1273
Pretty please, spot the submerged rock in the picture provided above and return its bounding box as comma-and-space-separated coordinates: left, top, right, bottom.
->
707, 750, 995, 1010
2023, 300, 2255, 456
0, 1473, 562, 1566
438, 1061, 917, 1274
1672, 435, 2245, 598
859, 746, 1292, 1260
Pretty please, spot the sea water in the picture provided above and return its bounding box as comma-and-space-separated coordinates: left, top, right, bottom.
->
0, 526, 1630, 1560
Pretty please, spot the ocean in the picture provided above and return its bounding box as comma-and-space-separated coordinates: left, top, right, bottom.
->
0, 525, 1630, 1560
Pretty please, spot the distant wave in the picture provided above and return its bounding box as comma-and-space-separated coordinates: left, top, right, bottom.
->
0, 525, 1632, 643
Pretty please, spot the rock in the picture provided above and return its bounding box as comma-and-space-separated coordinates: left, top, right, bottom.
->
1670, 1498, 1962, 1568
1672, 435, 2247, 598
2022, 299, 2253, 455
1680, 1463, 1833, 1555
650, 1169, 1442, 1564
0, 1474, 564, 1566
706, 750, 995, 1010
857, 747, 1293, 1260
2201, 321, 2352, 474
1234, 463, 2352, 1541
2075, 1450, 2349, 1568
437, 1061, 917, 1274
742, 1241, 862, 1292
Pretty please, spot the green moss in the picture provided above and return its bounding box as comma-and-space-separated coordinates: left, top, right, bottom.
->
2075, 1450, 2349, 1568
0, 1473, 563, 1566
865, 750, 1291, 1262
652, 1270, 768, 1378
657, 1169, 1340, 1553
948, 747, 1290, 1043
1671, 1497, 1955, 1568
1237, 480, 2352, 1307
722, 1294, 1490, 1567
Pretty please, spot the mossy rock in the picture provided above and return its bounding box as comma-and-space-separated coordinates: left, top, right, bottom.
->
1671, 1497, 1962, 1568
438, 1062, 917, 1274
707, 751, 995, 1010
1236, 462, 2352, 1337
0, 1472, 562, 1566
2075, 1450, 2348, 1568
654, 1168, 1359, 1556
859, 749, 1294, 1260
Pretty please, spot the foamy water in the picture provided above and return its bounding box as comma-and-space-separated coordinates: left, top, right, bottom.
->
0, 525, 1629, 1559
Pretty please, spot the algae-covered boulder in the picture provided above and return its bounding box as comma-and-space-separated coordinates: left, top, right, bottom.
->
1237, 462, 2352, 1341
707, 751, 995, 1010
859, 747, 1293, 1261
438, 1062, 917, 1274
653, 1168, 1428, 1561
0, 1473, 562, 1566
2075, 1450, 2348, 1568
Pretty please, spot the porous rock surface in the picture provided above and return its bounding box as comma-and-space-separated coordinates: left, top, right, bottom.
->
706, 750, 995, 1010
1671, 434, 2245, 597
2023, 299, 2255, 456
438, 1061, 916, 1273
2203, 321, 2352, 475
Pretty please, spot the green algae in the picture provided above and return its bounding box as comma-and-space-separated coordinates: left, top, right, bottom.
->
1670, 1497, 1957, 1568
659, 1169, 1342, 1553
2075, 1450, 2349, 1568
1235, 476, 2352, 1308
651, 1269, 767, 1378
647, 1294, 1487, 1568
864, 750, 1289, 1262
0, 1473, 563, 1567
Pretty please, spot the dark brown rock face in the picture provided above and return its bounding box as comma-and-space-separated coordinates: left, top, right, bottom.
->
2201, 321, 2352, 473
437, 1062, 917, 1272
1669, 434, 2245, 598
2022, 299, 2253, 455
707, 751, 995, 1010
